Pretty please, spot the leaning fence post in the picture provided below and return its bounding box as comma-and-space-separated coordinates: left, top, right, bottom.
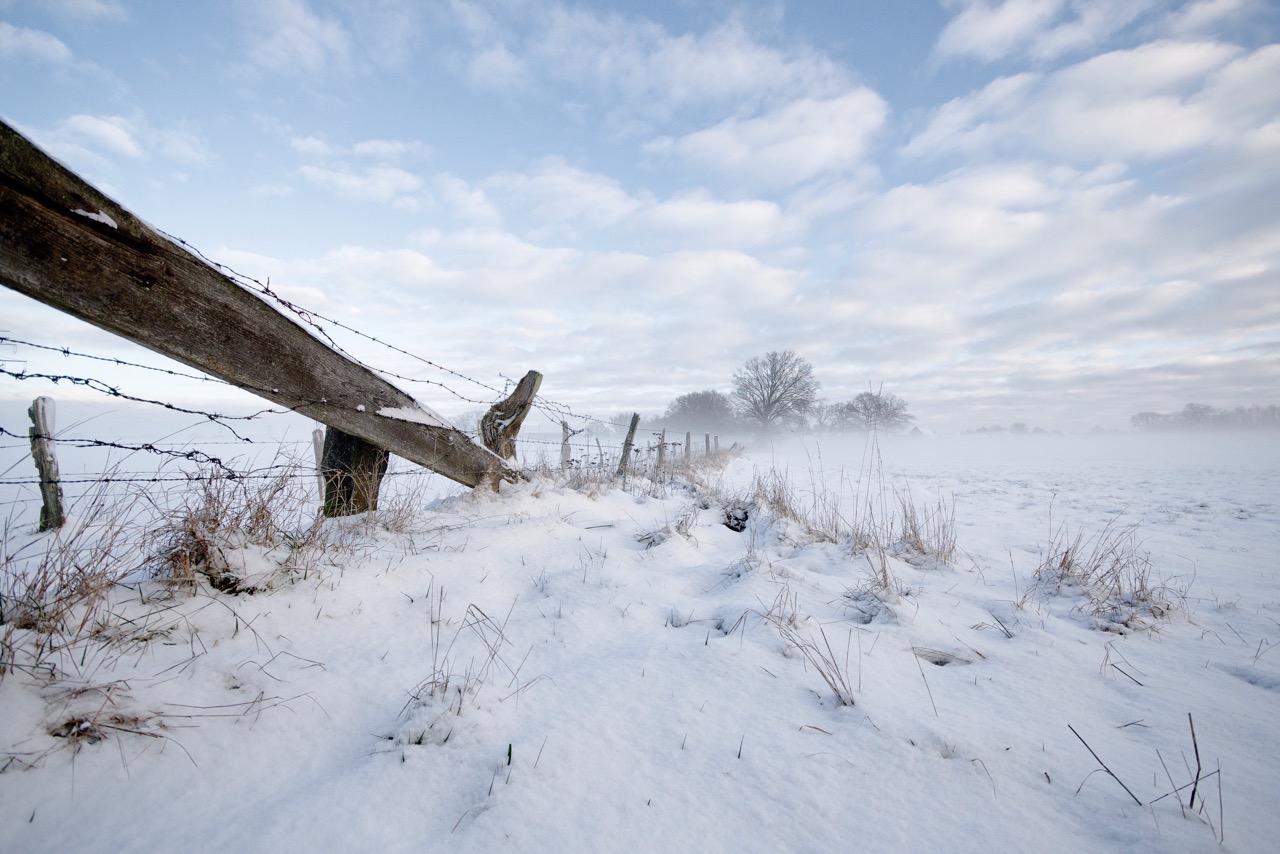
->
482, 370, 542, 460
616, 413, 640, 477
28, 396, 64, 531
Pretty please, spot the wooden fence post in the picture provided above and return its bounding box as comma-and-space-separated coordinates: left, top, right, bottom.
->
319, 427, 389, 517
616, 413, 640, 477
27, 396, 64, 531
560, 421, 572, 470
685, 431, 691, 464
311, 427, 326, 502
656, 429, 667, 472
481, 370, 542, 460
705, 433, 711, 456
714, 436, 720, 453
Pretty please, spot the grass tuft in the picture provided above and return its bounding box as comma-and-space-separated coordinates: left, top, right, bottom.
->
1033, 513, 1183, 628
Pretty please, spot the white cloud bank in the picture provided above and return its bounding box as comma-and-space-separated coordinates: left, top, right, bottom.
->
0, 0, 1275, 431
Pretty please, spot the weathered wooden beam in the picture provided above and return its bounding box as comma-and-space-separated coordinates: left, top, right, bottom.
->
616, 413, 640, 477
480, 370, 542, 460
0, 119, 518, 490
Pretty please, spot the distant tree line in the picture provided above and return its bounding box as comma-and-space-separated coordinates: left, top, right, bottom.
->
1131, 403, 1280, 431
652, 350, 914, 435
963, 422, 1059, 435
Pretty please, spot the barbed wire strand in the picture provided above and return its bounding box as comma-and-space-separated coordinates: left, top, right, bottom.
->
3, 232, 646, 475
155, 230, 632, 430
0, 336, 235, 387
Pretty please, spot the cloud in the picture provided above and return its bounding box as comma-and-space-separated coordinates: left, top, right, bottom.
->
61, 114, 144, 157
650, 90, 887, 190
351, 139, 430, 160
469, 160, 790, 250
290, 135, 430, 160
1164, 0, 1253, 36
632, 192, 784, 249
341, 0, 425, 70
434, 174, 501, 227
240, 0, 352, 75
45, 0, 128, 21
299, 164, 423, 207
450, 3, 848, 113
467, 43, 530, 90
0, 21, 73, 63
16, 113, 219, 182
210, 231, 809, 415
934, 0, 1158, 63
154, 128, 212, 165
814, 141, 1280, 427
288, 133, 433, 206
484, 159, 641, 237
906, 40, 1262, 163
935, 0, 1065, 62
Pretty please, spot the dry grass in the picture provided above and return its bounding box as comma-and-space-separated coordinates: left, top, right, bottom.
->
1, 475, 148, 679
736, 455, 956, 571
1034, 514, 1182, 627
149, 459, 326, 593
397, 586, 534, 748
760, 585, 856, 706
897, 487, 957, 564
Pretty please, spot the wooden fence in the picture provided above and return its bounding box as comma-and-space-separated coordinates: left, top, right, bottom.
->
15, 396, 731, 530
1, 118, 533, 514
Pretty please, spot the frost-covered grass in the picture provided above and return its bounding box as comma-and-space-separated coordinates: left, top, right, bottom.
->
1, 432, 1277, 852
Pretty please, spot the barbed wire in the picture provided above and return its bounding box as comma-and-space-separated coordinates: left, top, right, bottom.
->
0, 366, 330, 443
0, 431, 648, 487
156, 230, 632, 431
2, 438, 630, 474
4, 226, 649, 455
5, 323, 625, 435
0, 336, 234, 386
0, 426, 239, 474
0, 439, 314, 451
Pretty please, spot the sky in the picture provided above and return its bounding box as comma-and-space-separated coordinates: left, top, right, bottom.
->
1, 0, 1278, 433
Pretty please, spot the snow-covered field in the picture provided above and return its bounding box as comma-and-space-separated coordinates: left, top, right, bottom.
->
2, 431, 1277, 852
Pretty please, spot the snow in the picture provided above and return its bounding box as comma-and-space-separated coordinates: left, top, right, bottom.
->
71, 208, 117, 229
1, 433, 1277, 852
377, 404, 452, 430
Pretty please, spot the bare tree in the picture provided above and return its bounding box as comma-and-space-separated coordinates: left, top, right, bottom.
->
809, 399, 838, 433
663, 389, 736, 430
1130, 403, 1280, 431
731, 351, 820, 430
838, 389, 913, 432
